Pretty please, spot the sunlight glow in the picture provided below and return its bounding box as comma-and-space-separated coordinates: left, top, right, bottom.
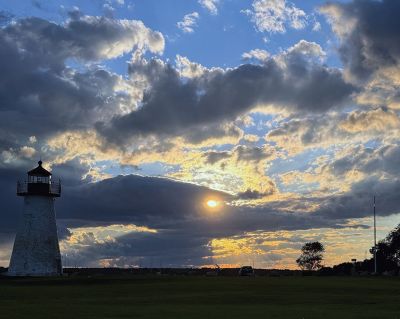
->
207, 199, 218, 208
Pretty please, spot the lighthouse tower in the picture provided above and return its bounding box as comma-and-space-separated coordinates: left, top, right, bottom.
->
8, 161, 62, 276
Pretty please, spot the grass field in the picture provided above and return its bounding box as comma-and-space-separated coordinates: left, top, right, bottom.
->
1, 275, 400, 319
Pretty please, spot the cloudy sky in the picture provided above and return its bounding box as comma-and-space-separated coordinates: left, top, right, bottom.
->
0, 0, 399, 269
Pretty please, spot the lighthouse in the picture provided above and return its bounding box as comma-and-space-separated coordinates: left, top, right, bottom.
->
8, 161, 62, 276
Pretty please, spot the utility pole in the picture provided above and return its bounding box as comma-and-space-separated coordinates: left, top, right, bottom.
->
373, 196, 377, 274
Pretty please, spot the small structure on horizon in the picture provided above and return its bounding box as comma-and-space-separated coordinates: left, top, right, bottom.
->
8, 161, 62, 276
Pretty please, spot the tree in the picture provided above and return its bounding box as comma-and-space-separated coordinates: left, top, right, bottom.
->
370, 223, 400, 272
296, 242, 325, 271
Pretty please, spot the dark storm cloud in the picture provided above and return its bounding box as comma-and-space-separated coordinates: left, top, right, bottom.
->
58, 175, 365, 263
4, 15, 163, 67
203, 145, 274, 165
0, 11, 13, 26
327, 143, 400, 177
313, 143, 400, 220
72, 201, 353, 267
59, 144, 399, 236
0, 167, 29, 233
0, 159, 90, 237
0, 14, 354, 153
3, 166, 397, 266
54, 174, 356, 235
316, 177, 400, 220
58, 174, 232, 227
62, 186, 364, 267
267, 113, 350, 150
321, 0, 400, 82
235, 188, 274, 200
235, 145, 271, 162
52, 175, 343, 266
74, 230, 212, 267
203, 151, 231, 165
51, 159, 96, 187
97, 45, 355, 145
0, 14, 164, 174
0, 64, 119, 139
0, 14, 163, 141
183, 123, 243, 145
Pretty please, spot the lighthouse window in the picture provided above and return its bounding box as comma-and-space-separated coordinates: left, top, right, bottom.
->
28, 175, 50, 183
36, 177, 48, 183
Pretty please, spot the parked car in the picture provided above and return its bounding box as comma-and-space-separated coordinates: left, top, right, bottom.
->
239, 266, 255, 276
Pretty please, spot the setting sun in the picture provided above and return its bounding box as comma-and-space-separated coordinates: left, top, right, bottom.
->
206, 200, 218, 208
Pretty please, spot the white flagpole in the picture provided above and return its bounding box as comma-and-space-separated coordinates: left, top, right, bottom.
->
374, 196, 377, 274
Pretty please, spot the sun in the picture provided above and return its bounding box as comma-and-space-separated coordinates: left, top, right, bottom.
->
206, 200, 218, 208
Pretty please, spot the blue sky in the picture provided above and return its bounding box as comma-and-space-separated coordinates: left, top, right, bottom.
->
0, 0, 342, 69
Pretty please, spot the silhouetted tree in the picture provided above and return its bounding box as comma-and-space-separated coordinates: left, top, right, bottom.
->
296, 242, 325, 271
370, 223, 400, 272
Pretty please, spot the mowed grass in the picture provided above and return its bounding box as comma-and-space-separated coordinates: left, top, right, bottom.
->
1, 275, 400, 319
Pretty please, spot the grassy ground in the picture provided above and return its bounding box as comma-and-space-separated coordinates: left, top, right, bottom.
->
0, 275, 400, 319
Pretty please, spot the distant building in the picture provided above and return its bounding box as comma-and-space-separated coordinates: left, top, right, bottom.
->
8, 161, 62, 276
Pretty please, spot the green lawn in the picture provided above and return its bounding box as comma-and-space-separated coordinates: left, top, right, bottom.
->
0, 275, 400, 319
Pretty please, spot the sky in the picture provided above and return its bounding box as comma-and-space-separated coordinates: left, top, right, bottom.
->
0, 0, 399, 269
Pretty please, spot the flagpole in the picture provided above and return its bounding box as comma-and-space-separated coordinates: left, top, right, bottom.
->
374, 195, 377, 274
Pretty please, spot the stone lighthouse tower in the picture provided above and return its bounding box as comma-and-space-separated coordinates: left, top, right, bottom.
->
8, 161, 62, 276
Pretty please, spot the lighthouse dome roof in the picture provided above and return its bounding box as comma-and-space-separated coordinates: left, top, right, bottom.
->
27, 161, 52, 176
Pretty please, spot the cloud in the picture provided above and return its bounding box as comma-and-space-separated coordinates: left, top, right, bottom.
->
242, 49, 270, 61
339, 107, 400, 134
0, 13, 354, 170
319, 1, 400, 112
2, 158, 399, 267
58, 174, 232, 226
53, 174, 366, 266
5, 168, 349, 223
81, 231, 212, 268
0, 8, 397, 269
97, 41, 354, 146
278, 140, 400, 221
325, 143, 400, 178
7, 15, 164, 63
0, 14, 164, 169
266, 115, 346, 155
285, 39, 326, 61
203, 151, 231, 165
321, 0, 400, 83
244, 0, 308, 34
236, 188, 274, 200
199, 0, 219, 15
266, 106, 400, 156
177, 12, 200, 33
202, 144, 276, 168
315, 177, 400, 221
312, 21, 321, 32
0, 11, 13, 26
175, 55, 207, 78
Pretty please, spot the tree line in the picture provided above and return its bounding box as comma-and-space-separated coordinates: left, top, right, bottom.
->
296, 223, 400, 274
